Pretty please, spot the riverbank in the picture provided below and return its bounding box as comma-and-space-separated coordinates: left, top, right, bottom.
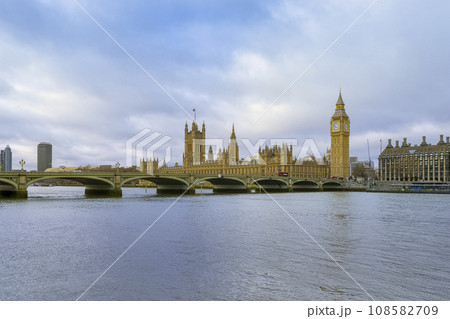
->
367, 182, 450, 194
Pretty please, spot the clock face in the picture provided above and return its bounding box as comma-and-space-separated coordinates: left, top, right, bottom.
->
333, 123, 339, 131
344, 123, 349, 130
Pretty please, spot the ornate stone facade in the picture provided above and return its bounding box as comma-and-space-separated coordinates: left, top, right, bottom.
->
330, 90, 350, 178
141, 92, 351, 179
183, 121, 206, 167
379, 135, 450, 182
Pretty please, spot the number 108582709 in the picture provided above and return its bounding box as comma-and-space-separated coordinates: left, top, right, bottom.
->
368, 305, 438, 316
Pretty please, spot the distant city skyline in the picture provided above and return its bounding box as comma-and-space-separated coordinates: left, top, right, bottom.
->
0, 1, 449, 169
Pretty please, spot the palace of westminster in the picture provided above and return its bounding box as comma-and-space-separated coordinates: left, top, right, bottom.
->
141, 91, 350, 179
141, 91, 450, 182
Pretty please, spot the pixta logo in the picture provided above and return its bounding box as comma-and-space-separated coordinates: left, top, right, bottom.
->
126, 128, 172, 168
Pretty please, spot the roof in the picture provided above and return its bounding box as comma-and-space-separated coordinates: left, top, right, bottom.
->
380, 141, 450, 156
230, 123, 236, 139
336, 90, 345, 105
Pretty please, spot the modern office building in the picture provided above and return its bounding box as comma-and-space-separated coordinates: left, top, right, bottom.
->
0, 145, 12, 172
4, 145, 12, 171
37, 142, 52, 172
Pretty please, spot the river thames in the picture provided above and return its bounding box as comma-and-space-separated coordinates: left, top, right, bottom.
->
0, 187, 448, 301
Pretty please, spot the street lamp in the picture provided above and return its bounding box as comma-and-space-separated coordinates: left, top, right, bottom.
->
19, 159, 26, 172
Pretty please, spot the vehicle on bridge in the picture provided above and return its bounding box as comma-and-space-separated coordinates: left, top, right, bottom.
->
276, 172, 289, 177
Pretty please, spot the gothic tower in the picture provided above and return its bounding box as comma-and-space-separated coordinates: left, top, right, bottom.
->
228, 124, 239, 165
330, 90, 350, 178
183, 121, 206, 167
207, 145, 214, 162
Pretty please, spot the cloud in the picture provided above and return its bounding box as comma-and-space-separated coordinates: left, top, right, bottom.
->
0, 78, 13, 95
0, 0, 449, 169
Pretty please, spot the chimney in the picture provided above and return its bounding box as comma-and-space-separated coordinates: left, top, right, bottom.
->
401, 137, 408, 147
438, 134, 445, 145
395, 140, 399, 148
421, 136, 427, 146
387, 139, 393, 148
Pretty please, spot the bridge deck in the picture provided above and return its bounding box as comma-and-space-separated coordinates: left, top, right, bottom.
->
0, 171, 347, 198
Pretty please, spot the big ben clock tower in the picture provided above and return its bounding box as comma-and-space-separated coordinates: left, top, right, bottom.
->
330, 90, 350, 178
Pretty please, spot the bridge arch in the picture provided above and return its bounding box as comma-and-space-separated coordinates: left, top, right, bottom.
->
251, 177, 290, 192
292, 180, 320, 191
122, 175, 190, 194
197, 176, 248, 193
121, 175, 190, 187
322, 181, 343, 191
26, 175, 115, 189
0, 178, 18, 191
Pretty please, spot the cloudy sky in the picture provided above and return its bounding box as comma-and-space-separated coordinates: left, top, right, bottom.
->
1, 0, 449, 170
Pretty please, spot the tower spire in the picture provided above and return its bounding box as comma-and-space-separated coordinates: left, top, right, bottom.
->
230, 123, 236, 139
336, 89, 345, 106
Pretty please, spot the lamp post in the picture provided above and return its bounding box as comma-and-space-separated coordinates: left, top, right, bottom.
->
115, 162, 120, 172
19, 159, 26, 172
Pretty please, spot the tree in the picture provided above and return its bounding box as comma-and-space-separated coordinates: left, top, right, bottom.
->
352, 163, 367, 179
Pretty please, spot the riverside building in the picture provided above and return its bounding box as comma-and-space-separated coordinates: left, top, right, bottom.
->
379, 135, 450, 182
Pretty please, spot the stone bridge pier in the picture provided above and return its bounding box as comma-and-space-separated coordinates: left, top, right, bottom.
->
17, 173, 28, 198
84, 173, 122, 197
0, 172, 28, 198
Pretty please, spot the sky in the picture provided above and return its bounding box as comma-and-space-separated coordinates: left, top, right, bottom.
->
0, 0, 449, 170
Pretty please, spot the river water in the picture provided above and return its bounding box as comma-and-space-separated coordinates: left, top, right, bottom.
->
0, 187, 448, 301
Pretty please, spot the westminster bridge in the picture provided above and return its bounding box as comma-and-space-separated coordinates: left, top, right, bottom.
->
0, 171, 346, 198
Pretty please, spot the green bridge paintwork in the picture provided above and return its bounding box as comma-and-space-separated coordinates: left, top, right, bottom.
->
0, 171, 344, 198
